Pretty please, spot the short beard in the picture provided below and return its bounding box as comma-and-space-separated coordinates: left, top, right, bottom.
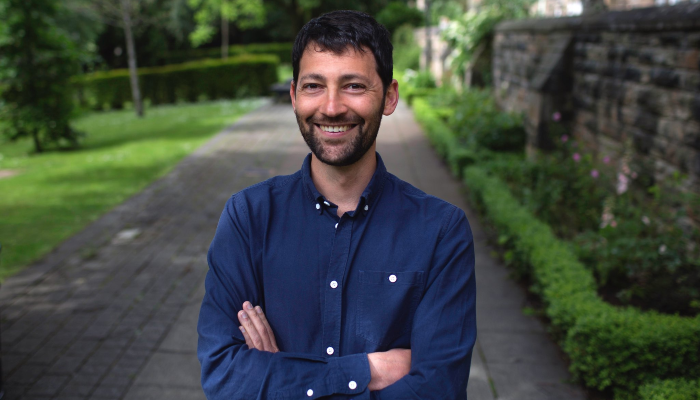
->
295, 95, 385, 167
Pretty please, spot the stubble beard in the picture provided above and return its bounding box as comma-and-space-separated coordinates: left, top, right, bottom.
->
295, 97, 385, 167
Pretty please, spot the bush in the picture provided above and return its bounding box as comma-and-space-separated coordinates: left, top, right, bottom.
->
408, 92, 700, 399
393, 24, 422, 71
639, 378, 700, 400
74, 55, 279, 110
376, 1, 424, 34
157, 42, 292, 65
448, 89, 525, 152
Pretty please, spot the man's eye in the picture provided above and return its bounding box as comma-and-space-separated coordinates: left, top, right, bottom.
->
304, 84, 320, 90
347, 84, 364, 90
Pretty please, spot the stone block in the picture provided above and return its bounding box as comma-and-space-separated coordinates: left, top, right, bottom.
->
650, 68, 681, 88
677, 49, 700, 70
657, 118, 684, 142
680, 70, 700, 92
631, 128, 654, 155
684, 122, 700, 150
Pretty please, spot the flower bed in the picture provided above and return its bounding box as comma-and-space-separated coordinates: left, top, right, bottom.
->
410, 94, 700, 399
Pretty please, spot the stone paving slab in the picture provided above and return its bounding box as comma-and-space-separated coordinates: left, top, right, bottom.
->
1, 100, 587, 399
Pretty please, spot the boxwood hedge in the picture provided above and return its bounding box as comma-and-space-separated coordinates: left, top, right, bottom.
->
411, 94, 700, 400
74, 54, 279, 110
157, 42, 292, 65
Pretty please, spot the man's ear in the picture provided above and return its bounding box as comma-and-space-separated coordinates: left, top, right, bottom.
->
383, 79, 399, 116
290, 80, 296, 111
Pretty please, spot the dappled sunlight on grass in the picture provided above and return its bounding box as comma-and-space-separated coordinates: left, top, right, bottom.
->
0, 99, 266, 279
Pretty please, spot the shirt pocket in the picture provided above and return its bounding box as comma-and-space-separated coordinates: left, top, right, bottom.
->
356, 270, 425, 348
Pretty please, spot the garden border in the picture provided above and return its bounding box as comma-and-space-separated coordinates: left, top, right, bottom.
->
410, 95, 700, 399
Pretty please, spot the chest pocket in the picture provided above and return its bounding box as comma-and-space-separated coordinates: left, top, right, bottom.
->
356, 270, 425, 348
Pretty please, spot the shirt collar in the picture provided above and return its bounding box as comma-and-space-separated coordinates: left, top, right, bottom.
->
301, 152, 388, 215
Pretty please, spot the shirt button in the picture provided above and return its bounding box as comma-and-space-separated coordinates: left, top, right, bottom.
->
389, 274, 397, 283
330, 280, 338, 289
324, 200, 330, 206
315, 204, 321, 210
349, 381, 357, 390
326, 346, 334, 355
364, 205, 369, 211
307, 389, 314, 397
335, 223, 338, 229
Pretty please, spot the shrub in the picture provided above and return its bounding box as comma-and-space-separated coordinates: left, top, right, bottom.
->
639, 378, 700, 400
157, 42, 292, 65
408, 91, 700, 399
448, 89, 525, 152
74, 55, 279, 110
375, 1, 424, 34
393, 24, 422, 71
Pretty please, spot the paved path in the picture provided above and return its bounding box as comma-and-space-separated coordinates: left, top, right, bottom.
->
1, 100, 587, 399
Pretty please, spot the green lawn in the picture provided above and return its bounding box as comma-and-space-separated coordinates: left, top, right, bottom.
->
0, 99, 266, 280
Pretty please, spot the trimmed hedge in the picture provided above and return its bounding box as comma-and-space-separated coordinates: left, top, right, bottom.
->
410, 94, 700, 400
158, 42, 292, 65
74, 55, 279, 110
640, 379, 700, 400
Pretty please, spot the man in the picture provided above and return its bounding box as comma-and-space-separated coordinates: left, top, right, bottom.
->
198, 10, 476, 399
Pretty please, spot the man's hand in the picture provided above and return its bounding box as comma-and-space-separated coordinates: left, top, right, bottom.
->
367, 348, 411, 391
237, 301, 279, 353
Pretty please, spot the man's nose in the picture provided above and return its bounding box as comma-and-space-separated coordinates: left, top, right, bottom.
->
319, 90, 347, 117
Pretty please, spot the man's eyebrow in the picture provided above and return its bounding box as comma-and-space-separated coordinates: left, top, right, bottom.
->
298, 73, 326, 82
339, 74, 370, 82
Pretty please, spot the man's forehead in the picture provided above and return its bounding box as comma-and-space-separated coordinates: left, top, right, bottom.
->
299, 42, 379, 79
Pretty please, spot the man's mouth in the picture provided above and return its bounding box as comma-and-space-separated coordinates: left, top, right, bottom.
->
319, 125, 353, 133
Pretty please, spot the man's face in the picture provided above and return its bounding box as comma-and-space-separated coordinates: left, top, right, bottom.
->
291, 44, 398, 167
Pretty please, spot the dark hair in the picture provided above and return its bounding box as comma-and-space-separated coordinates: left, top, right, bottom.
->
292, 10, 393, 91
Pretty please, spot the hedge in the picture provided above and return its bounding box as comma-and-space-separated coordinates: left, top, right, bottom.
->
639, 379, 700, 400
157, 42, 292, 65
410, 94, 700, 400
74, 55, 279, 110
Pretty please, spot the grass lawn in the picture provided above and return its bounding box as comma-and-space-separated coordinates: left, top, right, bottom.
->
0, 98, 266, 280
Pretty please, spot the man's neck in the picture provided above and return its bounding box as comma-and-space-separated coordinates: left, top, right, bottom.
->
310, 146, 377, 217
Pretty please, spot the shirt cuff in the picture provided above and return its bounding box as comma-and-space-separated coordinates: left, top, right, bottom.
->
301, 353, 371, 399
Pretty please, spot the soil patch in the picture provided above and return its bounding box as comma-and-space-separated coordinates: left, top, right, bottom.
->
0, 169, 20, 179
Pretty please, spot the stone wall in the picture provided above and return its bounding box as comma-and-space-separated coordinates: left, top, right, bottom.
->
493, 2, 700, 192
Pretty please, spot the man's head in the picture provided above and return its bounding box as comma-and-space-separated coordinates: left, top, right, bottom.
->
290, 10, 398, 167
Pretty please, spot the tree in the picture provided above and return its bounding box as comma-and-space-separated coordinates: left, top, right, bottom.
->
0, 0, 83, 153
188, 0, 265, 59
69, 0, 166, 117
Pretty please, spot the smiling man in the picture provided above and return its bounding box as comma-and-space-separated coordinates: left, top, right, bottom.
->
197, 10, 476, 400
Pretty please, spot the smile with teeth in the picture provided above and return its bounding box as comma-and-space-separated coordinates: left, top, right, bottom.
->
319, 125, 353, 133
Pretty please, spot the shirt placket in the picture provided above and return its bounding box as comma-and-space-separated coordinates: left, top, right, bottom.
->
322, 214, 353, 358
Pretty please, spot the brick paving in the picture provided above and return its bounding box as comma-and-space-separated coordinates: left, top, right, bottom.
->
0, 100, 587, 399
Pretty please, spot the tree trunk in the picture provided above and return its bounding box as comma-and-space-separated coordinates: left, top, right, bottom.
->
121, 0, 143, 117
424, 0, 432, 74
221, 14, 229, 59
32, 129, 43, 153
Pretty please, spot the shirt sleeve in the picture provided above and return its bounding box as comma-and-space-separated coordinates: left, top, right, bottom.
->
371, 207, 477, 400
197, 195, 372, 400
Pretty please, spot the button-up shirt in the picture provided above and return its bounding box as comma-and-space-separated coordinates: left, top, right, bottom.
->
198, 153, 476, 399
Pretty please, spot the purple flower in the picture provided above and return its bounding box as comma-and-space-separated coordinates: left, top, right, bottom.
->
561, 135, 569, 143
590, 169, 599, 178
603, 156, 611, 164
552, 112, 561, 121
573, 153, 581, 162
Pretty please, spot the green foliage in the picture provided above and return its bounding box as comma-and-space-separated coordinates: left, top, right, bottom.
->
188, 0, 265, 48
0, 99, 265, 279
74, 55, 279, 110
375, 1, 424, 34
448, 89, 525, 152
0, 0, 83, 152
441, 0, 532, 78
639, 378, 700, 400
408, 91, 700, 399
392, 24, 422, 71
158, 42, 293, 65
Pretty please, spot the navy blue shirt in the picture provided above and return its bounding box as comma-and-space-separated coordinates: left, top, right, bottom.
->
198, 153, 476, 399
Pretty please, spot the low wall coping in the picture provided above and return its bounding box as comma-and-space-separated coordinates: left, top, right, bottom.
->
496, 2, 700, 33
